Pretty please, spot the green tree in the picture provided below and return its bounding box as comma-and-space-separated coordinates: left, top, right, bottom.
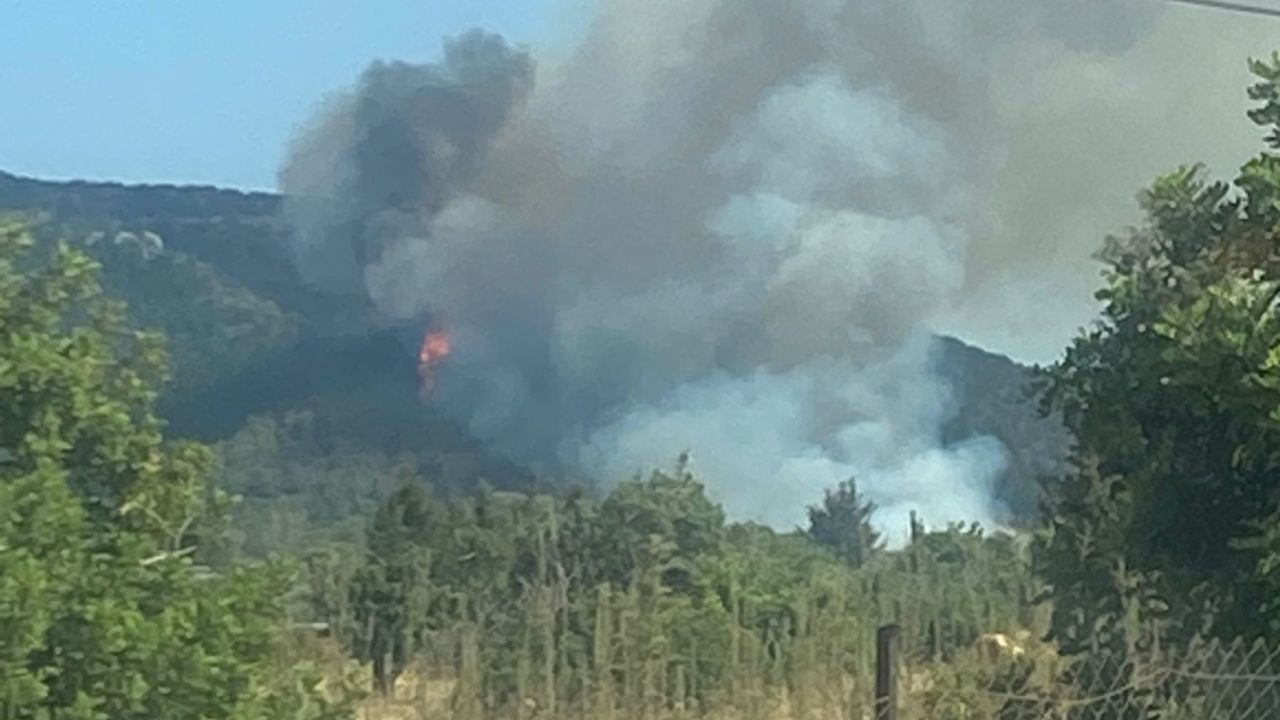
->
805, 478, 881, 568
1039, 55, 1280, 644
595, 454, 727, 594
350, 483, 438, 694
1035, 446, 1166, 720
0, 217, 345, 719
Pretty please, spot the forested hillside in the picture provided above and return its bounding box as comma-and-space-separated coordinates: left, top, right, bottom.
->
0, 169, 1068, 543
932, 336, 1070, 520
0, 170, 286, 299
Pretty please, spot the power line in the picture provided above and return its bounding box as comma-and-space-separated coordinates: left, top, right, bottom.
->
1153, 0, 1280, 19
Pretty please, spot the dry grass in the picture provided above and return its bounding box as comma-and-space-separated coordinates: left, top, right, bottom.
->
355, 665, 457, 720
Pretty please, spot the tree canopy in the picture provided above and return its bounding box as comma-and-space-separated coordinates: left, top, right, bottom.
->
0, 217, 346, 719
1038, 54, 1280, 647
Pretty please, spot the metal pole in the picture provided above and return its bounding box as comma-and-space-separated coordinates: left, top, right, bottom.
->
875, 624, 901, 720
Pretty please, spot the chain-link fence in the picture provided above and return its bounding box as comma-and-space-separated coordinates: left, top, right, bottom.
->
901, 636, 1280, 720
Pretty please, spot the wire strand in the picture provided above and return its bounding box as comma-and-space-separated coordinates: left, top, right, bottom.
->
1153, 0, 1280, 18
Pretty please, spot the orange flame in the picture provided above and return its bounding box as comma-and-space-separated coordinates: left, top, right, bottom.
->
418, 330, 452, 397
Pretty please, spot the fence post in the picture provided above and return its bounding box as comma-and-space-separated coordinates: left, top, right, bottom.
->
876, 624, 901, 720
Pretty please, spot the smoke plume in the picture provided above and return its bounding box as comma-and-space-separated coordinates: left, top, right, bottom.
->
279, 1, 1278, 540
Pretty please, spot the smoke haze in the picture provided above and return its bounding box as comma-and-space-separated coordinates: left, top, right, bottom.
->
279, 0, 1279, 540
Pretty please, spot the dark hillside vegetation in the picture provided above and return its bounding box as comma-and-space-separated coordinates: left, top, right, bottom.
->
164, 329, 420, 438
0, 170, 287, 293
0, 170, 368, 332
0, 171, 1070, 531
931, 336, 1070, 520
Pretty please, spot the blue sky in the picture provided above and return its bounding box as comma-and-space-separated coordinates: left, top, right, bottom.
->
0, 1, 578, 191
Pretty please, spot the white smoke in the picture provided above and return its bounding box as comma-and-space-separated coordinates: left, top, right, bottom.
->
279, 0, 1278, 540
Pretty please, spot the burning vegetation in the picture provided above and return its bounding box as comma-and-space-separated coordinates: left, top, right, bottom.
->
417, 329, 452, 397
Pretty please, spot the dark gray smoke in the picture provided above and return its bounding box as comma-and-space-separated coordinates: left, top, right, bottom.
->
280, 30, 534, 297
279, 1, 1277, 542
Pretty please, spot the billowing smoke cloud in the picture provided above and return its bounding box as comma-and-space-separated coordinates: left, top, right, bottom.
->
279, 31, 535, 298
279, 1, 1279, 540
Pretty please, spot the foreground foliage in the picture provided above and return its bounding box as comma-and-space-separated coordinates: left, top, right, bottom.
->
1038, 53, 1280, 652
0, 218, 349, 719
